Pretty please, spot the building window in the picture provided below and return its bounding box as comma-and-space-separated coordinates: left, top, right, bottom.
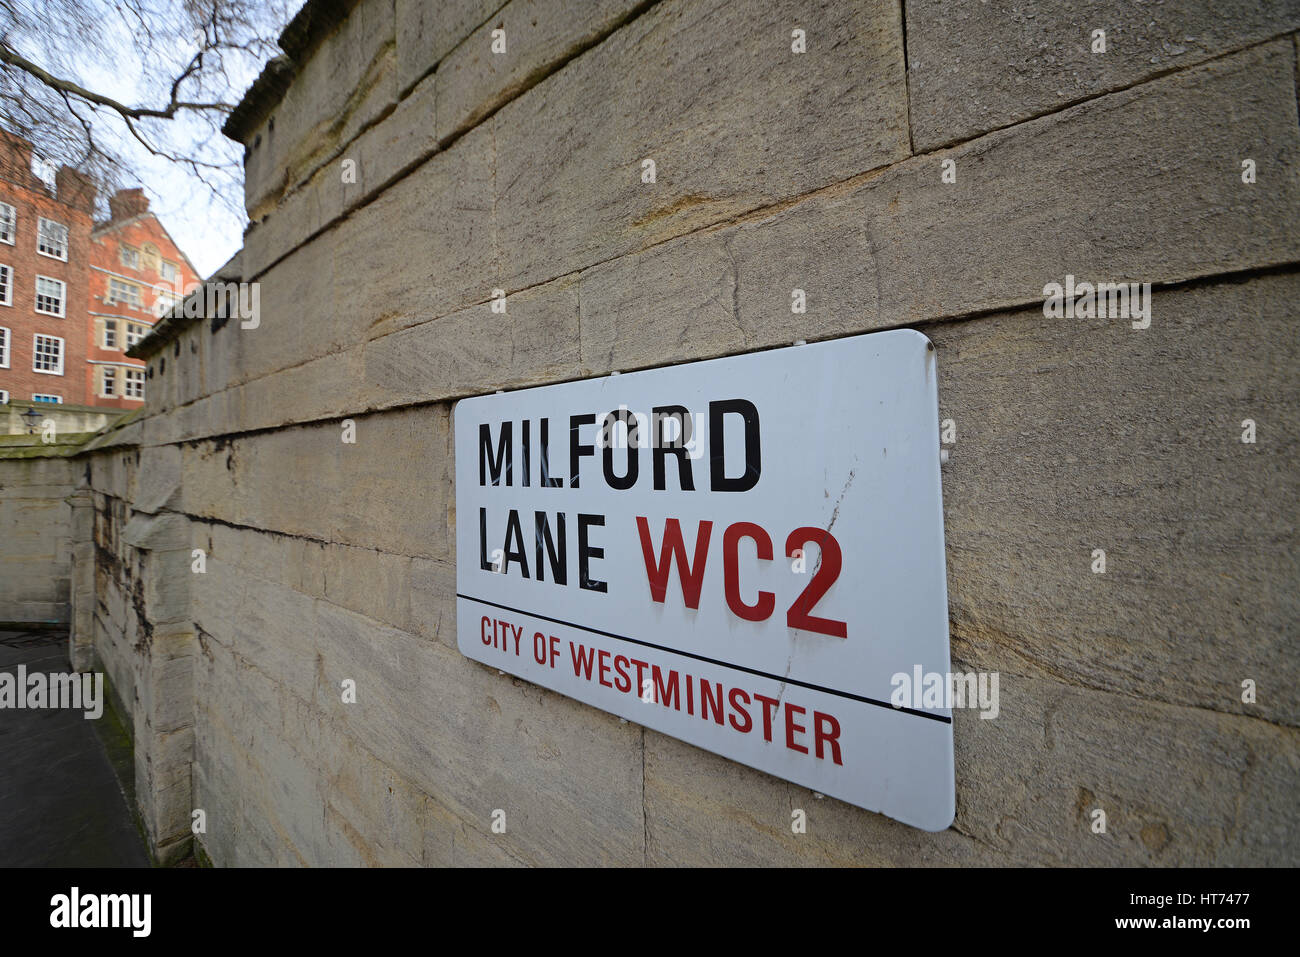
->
0, 325, 8, 368
35, 276, 66, 316
0, 263, 10, 306
125, 321, 148, 348
33, 334, 64, 375
37, 217, 68, 260
0, 203, 14, 244
108, 277, 142, 308
0, 390, 8, 404
120, 245, 140, 269
103, 318, 118, 349
32, 394, 62, 404
124, 368, 144, 399
160, 260, 178, 282
101, 366, 117, 397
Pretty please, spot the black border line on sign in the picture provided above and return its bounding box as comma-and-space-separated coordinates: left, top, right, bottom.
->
457, 593, 953, 724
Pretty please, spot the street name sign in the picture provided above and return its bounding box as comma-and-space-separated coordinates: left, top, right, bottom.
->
454, 329, 954, 831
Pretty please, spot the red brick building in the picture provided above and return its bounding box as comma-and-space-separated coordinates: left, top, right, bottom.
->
0, 130, 95, 407
87, 190, 199, 408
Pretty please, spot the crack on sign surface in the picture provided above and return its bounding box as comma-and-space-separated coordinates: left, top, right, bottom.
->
776, 467, 857, 706
816, 468, 856, 574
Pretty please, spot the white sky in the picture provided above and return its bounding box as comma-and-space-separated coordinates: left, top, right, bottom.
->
80, 66, 258, 279
121, 145, 247, 280
20, 1, 292, 279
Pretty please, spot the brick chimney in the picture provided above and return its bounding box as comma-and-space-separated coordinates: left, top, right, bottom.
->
0, 129, 37, 188
108, 187, 150, 221
56, 165, 96, 213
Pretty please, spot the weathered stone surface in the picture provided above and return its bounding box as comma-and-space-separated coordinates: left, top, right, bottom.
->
180, 406, 453, 560
171, 326, 209, 409
933, 273, 1300, 729
308, 600, 647, 865
185, 38, 1300, 452
331, 123, 497, 340
492, 0, 909, 292
0, 455, 77, 624
191, 556, 321, 706
420, 785, 528, 865
188, 573, 648, 865
244, 0, 398, 217
906, 0, 1300, 151
135, 726, 196, 861
138, 548, 193, 627
6, 0, 1299, 869
581, 39, 1300, 365
193, 643, 331, 865
94, 614, 137, 719
645, 673, 1300, 865
68, 491, 95, 669
138, 638, 197, 734
867, 39, 1300, 322
229, 234, 337, 388
577, 230, 739, 372
357, 272, 580, 408
240, 178, 326, 282
406, 556, 456, 648
396, 0, 505, 95
341, 68, 441, 210
122, 511, 190, 553
643, 728, 981, 866
435, 0, 650, 143
239, 70, 444, 281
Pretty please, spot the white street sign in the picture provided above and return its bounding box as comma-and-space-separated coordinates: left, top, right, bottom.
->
454, 329, 954, 831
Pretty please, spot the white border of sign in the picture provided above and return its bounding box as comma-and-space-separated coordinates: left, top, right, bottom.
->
454, 330, 954, 831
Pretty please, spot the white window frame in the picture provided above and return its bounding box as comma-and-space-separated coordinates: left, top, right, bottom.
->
0, 263, 10, 306
0, 203, 14, 244
36, 217, 68, 260
0, 389, 8, 404
108, 277, 142, 308
32, 333, 64, 375
124, 367, 145, 400
32, 393, 63, 404
0, 325, 9, 368
35, 275, 66, 317
160, 260, 178, 283
103, 318, 118, 349
126, 321, 149, 348
101, 365, 118, 397
120, 245, 140, 269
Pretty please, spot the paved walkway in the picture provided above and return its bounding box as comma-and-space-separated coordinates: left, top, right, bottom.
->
0, 629, 150, 867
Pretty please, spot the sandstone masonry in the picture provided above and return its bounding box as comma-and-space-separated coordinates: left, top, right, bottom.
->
0, 0, 1297, 866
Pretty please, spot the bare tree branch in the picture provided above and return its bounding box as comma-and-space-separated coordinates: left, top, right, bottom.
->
0, 0, 292, 228
0, 43, 235, 120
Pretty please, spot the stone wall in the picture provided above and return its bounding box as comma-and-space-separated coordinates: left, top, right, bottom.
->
0, 418, 196, 864
0, 401, 127, 437
0, 448, 79, 626
7, 0, 1297, 865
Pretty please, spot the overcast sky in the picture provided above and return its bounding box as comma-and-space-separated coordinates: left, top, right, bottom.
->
77, 20, 271, 279
14, 0, 294, 279
116, 140, 247, 280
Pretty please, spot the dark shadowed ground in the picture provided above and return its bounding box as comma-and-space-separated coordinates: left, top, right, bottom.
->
0, 629, 149, 867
